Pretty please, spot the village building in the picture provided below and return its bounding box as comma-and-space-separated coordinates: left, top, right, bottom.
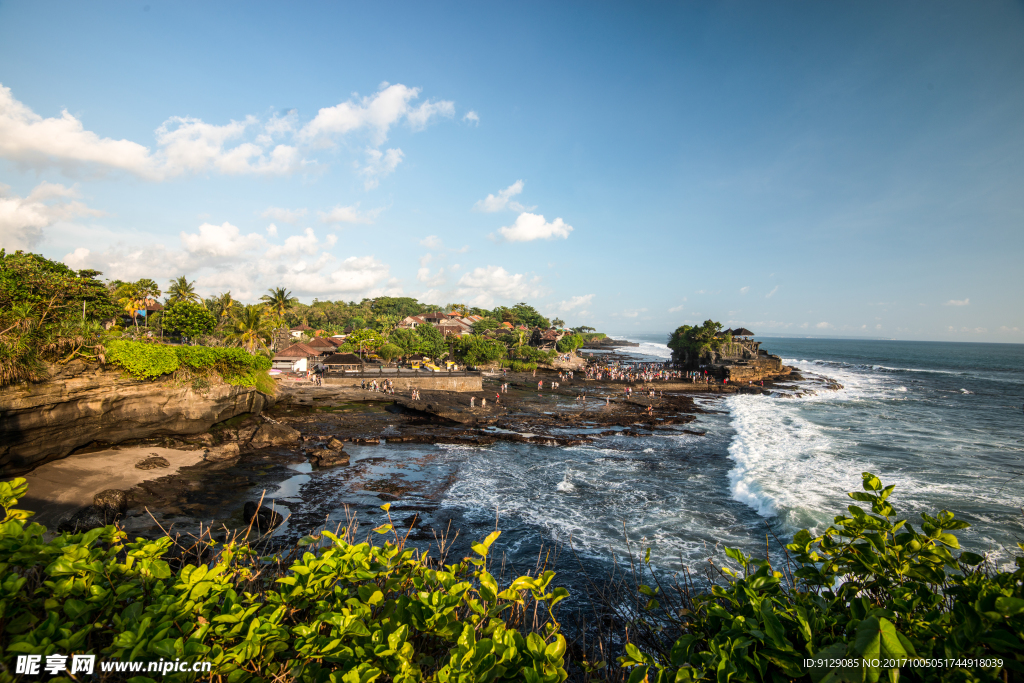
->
322, 352, 366, 373
289, 323, 313, 338
271, 342, 326, 372
531, 328, 564, 350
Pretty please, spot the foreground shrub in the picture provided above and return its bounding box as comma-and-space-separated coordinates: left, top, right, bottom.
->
0, 480, 569, 682
612, 473, 1024, 683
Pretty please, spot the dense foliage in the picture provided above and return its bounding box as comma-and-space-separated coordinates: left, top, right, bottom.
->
162, 301, 217, 341
667, 320, 730, 367
456, 335, 507, 367
614, 473, 1023, 683
105, 340, 272, 389
0, 473, 1020, 681
0, 250, 118, 386
0, 480, 570, 683
555, 334, 584, 353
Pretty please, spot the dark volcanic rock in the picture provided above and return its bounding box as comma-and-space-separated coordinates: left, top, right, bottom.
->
136, 456, 170, 470
205, 442, 241, 461
243, 501, 284, 531
93, 488, 129, 515
250, 422, 301, 447
310, 447, 349, 467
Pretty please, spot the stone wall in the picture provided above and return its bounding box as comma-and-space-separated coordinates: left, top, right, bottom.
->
0, 361, 274, 476
323, 374, 482, 392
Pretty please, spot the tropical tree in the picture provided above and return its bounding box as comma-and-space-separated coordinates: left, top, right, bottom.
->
556, 333, 584, 353
551, 317, 565, 329
377, 343, 403, 364
414, 323, 446, 360
207, 291, 242, 325
166, 276, 201, 304
260, 287, 298, 322
162, 301, 217, 342
373, 313, 401, 338
228, 304, 273, 353
667, 319, 727, 367
342, 329, 386, 357
113, 278, 162, 329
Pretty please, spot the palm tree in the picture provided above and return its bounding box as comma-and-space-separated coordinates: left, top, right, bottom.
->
166, 276, 201, 304
228, 304, 273, 353
260, 287, 298, 322
209, 291, 241, 324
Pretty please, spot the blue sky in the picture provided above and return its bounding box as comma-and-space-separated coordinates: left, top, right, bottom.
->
1, 1, 1021, 341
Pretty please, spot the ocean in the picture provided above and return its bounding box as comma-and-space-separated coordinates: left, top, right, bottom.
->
440, 335, 1024, 573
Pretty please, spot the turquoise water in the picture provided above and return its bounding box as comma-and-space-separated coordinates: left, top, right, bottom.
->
441, 335, 1024, 572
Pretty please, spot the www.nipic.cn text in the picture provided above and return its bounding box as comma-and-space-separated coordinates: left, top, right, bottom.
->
14, 654, 213, 676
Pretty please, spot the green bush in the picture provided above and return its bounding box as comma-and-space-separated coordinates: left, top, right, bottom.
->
105, 340, 272, 389
615, 472, 1024, 683
555, 334, 584, 353
0, 480, 569, 682
104, 339, 179, 380
504, 360, 537, 372
162, 301, 217, 340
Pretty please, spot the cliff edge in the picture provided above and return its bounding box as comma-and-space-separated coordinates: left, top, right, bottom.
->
0, 360, 274, 476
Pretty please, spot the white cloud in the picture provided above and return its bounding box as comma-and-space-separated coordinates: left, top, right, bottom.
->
463, 111, 480, 125
0, 82, 457, 181
622, 308, 647, 318
261, 206, 307, 224
456, 265, 544, 307
0, 84, 157, 178
180, 222, 266, 259
299, 83, 453, 146
669, 304, 685, 313
416, 265, 446, 287
0, 182, 103, 250
318, 203, 380, 224
816, 322, 831, 329
266, 223, 278, 236
360, 147, 404, 189
63, 223, 386, 301
277, 255, 391, 295
420, 235, 443, 249
155, 116, 301, 176
497, 212, 573, 242
739, 286, 750, 294
766, 285, 779, 298
474, 180, 526, 212
264, 227, 336, 260
407, 99, 456, 130
944, 298, 970, 306
556, 294, 593, 312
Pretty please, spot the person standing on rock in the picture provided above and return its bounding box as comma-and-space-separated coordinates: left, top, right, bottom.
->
471, 396, 476, 407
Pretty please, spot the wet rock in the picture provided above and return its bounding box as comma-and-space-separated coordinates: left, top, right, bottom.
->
136, 455, 170, 470
93, 488, 129, 515
326, 437, 346, 450
57, 507, 110, 533
250, 422, 302, 447
310, 448, 349, 467
243, 501, 284, 531
205, 442, 240, 461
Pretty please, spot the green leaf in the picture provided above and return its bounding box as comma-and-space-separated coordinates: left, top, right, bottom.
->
995, 596, 1024, 616
862, 473, 883, 491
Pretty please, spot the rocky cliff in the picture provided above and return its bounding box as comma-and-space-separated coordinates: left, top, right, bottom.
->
0, 360, 274, 476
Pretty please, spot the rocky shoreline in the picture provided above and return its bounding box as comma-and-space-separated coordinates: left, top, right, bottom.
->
9, 360, 830, 547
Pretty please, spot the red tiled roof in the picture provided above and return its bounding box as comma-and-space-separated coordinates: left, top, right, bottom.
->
274, 343, 322, 358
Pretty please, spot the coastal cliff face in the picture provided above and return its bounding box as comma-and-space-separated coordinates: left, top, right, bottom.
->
0, 361, 274, 476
